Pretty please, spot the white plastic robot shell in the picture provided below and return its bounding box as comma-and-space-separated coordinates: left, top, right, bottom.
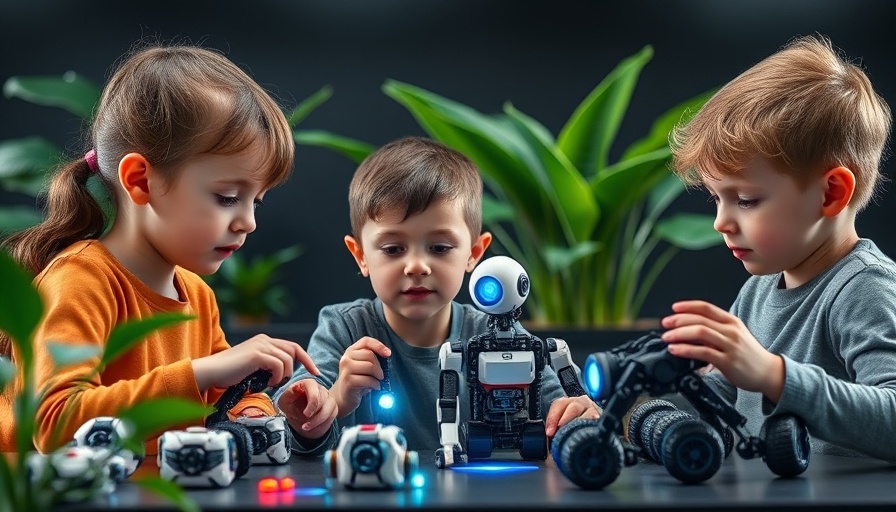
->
325, 424, 419, 489
72, 416, 143, 477
233, 415, 290, 465
469, 255, 530, 315
158, 426, 237, 488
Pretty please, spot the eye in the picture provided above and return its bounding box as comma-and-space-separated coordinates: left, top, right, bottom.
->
431, 244, 454, 254
381, 245, 404, 256
215, 194, 240, 207
737, 198, 760, 208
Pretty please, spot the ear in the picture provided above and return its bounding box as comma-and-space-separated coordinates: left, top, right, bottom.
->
344, 235, 369, 277
466, 231, 493, 272
118, 153, 152, 206
820, 166, 855, 217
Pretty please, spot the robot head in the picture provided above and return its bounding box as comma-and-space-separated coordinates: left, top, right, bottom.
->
469, 256, 529, 315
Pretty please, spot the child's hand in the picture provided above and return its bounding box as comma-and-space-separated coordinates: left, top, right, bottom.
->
277, 379, 338, 440
661, 300, 785, 402
238, 406, 269, 418
192, 334, 320, 392
545, 395, 601, 437
329, 337, 391, 417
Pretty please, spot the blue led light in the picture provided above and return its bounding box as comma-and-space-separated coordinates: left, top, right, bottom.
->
410, 472, 426, 488
449, 463, 539, 474
293, 487, 329, 496
473, 276, 503, 307
378, 392, 395, 410
584, 358, 603, 401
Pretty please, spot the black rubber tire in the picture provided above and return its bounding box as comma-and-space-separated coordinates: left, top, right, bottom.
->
627, 399, 678, 449
761, 414, 810, 478
212, 422, 254, 479
551, 418, 599, 470
661, 418, 723, 484
463, 421, 493, 460
559, 428, 624, 490
519, 421, 548, 460
648, 410, 691, 463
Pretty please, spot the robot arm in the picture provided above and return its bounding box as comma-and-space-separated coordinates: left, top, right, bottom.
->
436, 341, 465, 467
547, 338, 587, 397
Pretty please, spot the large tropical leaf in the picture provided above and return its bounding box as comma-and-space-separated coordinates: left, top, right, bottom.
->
287, 85, 333, 128
0, 206, 43, 236
293, 130, 376, 164
654, 213, 722, 249
3, 73, 100, 119
0, 251, 42, 366
621, 88, 717, 161
557, 45, 653, 177
0, 137, 60, 191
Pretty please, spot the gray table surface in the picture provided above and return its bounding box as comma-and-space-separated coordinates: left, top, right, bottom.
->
65, 450, 896, 511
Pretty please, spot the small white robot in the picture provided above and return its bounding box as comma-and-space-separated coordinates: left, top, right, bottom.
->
436, 255, 586, 468
27, 446, 127, 502
233, 415, 290, 465
71, 416, 144, 478
158, 426, 238, 488
324, 424, 419, 489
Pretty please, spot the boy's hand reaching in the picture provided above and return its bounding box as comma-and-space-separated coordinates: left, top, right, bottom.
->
329, 337, 391, 417
661, 300, 785, 402
278, 379, 338, 440
545, 395, 601, 437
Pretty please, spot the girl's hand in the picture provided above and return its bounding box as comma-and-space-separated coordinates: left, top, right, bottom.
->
661, 300, 785, 402
192, 334, 320, 392
545, 395, 601, 437
328, 337, 391, 417
277, 379, 338, 440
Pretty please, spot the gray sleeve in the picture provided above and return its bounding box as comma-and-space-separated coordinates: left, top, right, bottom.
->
772, 270, 896, 463
273, 304, 356, 457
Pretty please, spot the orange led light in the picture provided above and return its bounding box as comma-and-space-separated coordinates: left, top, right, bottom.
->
258, 477, 279, 493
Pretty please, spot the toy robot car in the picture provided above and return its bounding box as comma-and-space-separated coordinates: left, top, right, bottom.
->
71, 416, 144, 477
324, 423, 419, 489
233, 415, 290, 465
158, 426, 239, 488
27, 446, 127, 502
551, 332, 810, 489
435, 255, 587, 468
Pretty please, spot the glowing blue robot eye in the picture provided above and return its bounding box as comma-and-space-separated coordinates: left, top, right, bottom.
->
378, 392, 395, 410
473, 276, 503, 307
583, 358, 603, 401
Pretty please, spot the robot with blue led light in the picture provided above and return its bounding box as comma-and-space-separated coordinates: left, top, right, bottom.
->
551, 332, 810, 489
435, 256, 586, 468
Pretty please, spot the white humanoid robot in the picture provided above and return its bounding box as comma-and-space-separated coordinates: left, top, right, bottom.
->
435, 255, 586, 468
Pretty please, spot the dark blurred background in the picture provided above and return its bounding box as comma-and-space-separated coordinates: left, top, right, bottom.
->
2, 0, 894, 328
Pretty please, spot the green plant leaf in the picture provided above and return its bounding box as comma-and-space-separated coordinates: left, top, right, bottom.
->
294, 130, 376, 164
133, 476, 200, 512
0, 136, 60, 184
645, 173, 687, 222
0, 206, 43, 236
47, 343, 102, 368
117, 398, 211, 445
543, 242, 601, 272
101, 313, 195, 370
621, 87, 717, 160
590, 148, 671, 223
0, 251, 42, 366
503, 103, 599, 243
3, 72, 101, 119
557, 45, 653, 177
654, 213, 722, 249
482, 195, 515, 224
0, 357, 14, 390
287, 85, 333, 127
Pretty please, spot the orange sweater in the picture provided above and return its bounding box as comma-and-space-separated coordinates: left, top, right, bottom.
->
0, 240, 274, 455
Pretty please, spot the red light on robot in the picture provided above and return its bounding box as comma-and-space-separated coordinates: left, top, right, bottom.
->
279, 477, 296, 491
258, 477, 279, 493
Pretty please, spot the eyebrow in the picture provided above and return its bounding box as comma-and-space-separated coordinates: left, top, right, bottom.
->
372, 228, 462, 240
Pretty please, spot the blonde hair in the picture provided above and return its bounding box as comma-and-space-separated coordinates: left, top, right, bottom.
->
670, 34, 891, 211
348, 137, 483, 239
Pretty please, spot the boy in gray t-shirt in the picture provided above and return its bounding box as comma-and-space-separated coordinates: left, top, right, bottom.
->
274, 137, 600, 455
664, 34, 896, 463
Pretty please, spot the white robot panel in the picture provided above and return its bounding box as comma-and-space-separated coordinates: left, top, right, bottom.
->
325, 424, 419, 489
233, 415, 290, 465
158, 426, 238, 488
478, 351, 535, 385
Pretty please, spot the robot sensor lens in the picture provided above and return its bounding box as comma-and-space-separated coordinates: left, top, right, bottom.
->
583, 357, 604, 401
378, 392, 396, 410
517, 274, 529, 296
473, 276, 503, 307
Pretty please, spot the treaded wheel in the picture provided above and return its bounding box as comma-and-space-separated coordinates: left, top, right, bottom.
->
550, 418, 599, 471
559, 428, 623, 490
761, 414, 810, 477
519, 421, 548, 460
661, 418, 723, 484
647, 410, 691, 463
627, 399, 677, 448
463, 421, 493, 460
213, 422, 254, 478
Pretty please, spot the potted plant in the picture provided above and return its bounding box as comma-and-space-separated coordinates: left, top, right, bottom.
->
296, 45, 721, 334
203, 244, 303, 327
0, 249, 208, 512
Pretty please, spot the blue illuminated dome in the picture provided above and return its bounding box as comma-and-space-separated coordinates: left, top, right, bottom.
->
473, 276, 503, 307
583, 357, 603, 401
378, 392, 395, 410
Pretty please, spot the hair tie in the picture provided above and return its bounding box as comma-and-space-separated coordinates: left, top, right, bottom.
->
84, 149, 98, 173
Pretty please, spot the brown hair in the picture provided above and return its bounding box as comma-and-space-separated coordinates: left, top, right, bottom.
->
670, 34, 892, 210
0, 42, 294, 360
348, 136, 483, 238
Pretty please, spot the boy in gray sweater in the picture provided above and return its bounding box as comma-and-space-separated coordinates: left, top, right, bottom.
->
664, 34, 896, 462
274, 137, 599, 455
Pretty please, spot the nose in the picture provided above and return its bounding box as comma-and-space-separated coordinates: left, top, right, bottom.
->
713, 204, 736, 235
404, 250, 431, 276
231, 204, 257, 234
